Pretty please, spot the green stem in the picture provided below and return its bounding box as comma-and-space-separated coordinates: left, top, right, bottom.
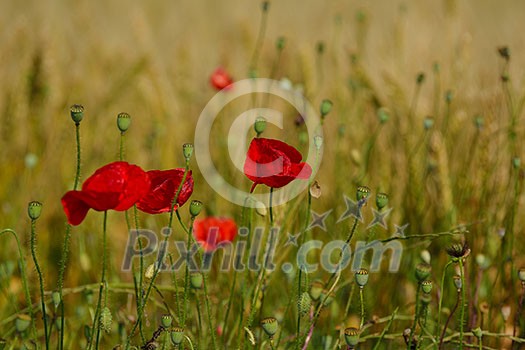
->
295, 268, 303, 350
249, 1, 269, 74
436, 261, 453, 342
459, 259, 466, 350
30, 220, 49, 349
202, 271, 217, 348
182, 218, 194, 327
269, 187, 274, 226
408, 283, 421, 349
89, 211, 108, 350
58, 122, 82, 350
359, 287, 365, 329
0, 229, 37, 342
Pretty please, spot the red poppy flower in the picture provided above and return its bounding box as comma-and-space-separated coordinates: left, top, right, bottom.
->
210, 67, 233, 90
244, 137, 312, 192
193, 217, 238, 252
61, 161, 150, 226
137, 169, 194, 214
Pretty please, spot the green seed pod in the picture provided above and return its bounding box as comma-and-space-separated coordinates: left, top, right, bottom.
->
309, 280, 324, 301
52, 291, 61, 309
117, 112, 131, 133
421, 280, 433, 294
377, 107, 389, 124
70, 104, 84, 124
276, 36, 286, 51
512, 157, 520, 169
472, 327, 482, 339
474, 115, 484, 130
317, 41, 325, 55
15, 314, 31, 333
424, 116, 434, 130
183, 143, 194, 161
27, 201, 42, 220
260, 317, 278, 337
161, 314, 173, 328
313, 135, 323, 150
320, 99, 333, 118
170, 327, 184, 345
415, 263, 432, 282
99, 307, 112, 333
189, 200, 203, 217
416, 72, 425, 85
190, 272, 203, 289
262, 1, 269, 12
518, 268, 525, 282
355, 268, 369, 288
375, 193, 388, 210
453, 275, 462, 290
420, 293, 432, 306
445, 90, 453, 103
356, 186, 370, 202
498, 46, 510, 60
254, 117, 267, 135
433, 62, 440, 73
344, 327, 360, 348
298, 292, 312, 317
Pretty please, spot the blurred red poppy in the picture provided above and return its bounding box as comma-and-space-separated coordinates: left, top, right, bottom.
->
244, 137, 312, 192
61, 161, 150, 226
137, 169, 194, 214
210, 67, 233, 90
193, 217, 238, 252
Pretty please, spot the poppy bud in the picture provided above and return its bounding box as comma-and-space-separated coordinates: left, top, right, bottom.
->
375, 193, 388, 210
421, 280, 433, 294
190, 272, 203, 289
183, 143, 194, 161
424, 116, 434, 130
99, 307, 112, 333
254, 200, 267, 217
377, 107, 389, 124
474, 115, 484, 130
433, 62, 440, 73
445, 90, 453, 103
117, 112, 131, 133
27, 201, 42, 220
161, 314, 173, 328
415, 263, 431, 282
190, 200, 203, 218
276, 37, 285, 51
261, 1, 269, 12
355, 268, 369, 288
70, 104, 84, 124
475, 254, 490, 270
260, 317, 278, 338
320, 99, 333, 118
15, 314, 31, 333
513, 157, 520, 169
344, 327, 360, 348
472, 327, 482, 339
498, 46, 510, 60
501, 305, 511, 321
254, 117, 266, 136
317, 41, 325, 55
309, 280, 324, 301
170, 326, 184, 345
52, 291, 61, 309
416, 73, 425, 85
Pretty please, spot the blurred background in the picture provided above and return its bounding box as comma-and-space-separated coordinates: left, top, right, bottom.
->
1, 0, 524, 347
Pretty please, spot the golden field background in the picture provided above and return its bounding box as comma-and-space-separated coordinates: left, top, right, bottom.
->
0, 0, 524, 348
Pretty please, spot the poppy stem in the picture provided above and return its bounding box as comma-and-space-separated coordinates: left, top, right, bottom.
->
89, 210, 108, 350
58, 122, 82, 350
269, 187, 274, 226
30, 219, 49, 350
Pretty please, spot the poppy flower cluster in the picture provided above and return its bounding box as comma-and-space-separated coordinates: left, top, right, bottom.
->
193, 217, 238, 252
61, 161, 193, 226
244, 137, 312, 192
